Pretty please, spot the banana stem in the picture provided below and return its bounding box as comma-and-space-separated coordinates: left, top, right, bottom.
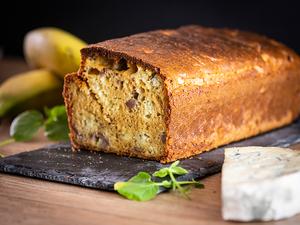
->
0, 138, 15, 148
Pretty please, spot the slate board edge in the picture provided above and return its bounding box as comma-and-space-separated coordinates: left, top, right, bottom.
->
1, 119, 300, 192
0, 144, 223, 192
0, 163, 115, 191
0, 163, 223, 192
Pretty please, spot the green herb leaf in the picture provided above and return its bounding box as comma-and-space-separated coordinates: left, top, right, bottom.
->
128, 171, 152, 183
44, 105, 69, 141
170, 160, 180, 168
153, 167, 169, 178
10, 110, 44, 141
153, 162, 188, 177
44, 106, 51, 117
115, 161, 204, 201
169, 166, 188, 175
161, 180, 172, 188
0, 105, 70, 149
114, 172, 159, 201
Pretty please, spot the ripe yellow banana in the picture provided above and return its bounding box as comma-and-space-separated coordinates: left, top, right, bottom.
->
0, 69, 62, 117
24, 27, 87, 78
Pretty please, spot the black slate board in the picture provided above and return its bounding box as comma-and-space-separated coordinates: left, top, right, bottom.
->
1, 120, 300, 191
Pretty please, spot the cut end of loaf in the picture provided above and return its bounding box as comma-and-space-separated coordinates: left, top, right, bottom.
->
64, 55, 168, 160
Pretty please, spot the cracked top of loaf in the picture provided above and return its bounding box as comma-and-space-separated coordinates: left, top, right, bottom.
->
65, 25, 300, 162
80, 25, 300, 89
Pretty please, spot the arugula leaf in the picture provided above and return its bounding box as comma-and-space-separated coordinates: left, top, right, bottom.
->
44, 105, 69, 141
10, 110, 44, 141
114, 172, 159, 201
115, 161, 204, 201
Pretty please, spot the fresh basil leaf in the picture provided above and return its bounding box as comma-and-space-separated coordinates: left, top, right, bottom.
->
161, 180, 172, 188
170, 160, 180, 168
43, 106, 51, 117
45, 121, 69, 141
114, 161, 205, 201
114, 181, 159, 201
128, 171, 152, 183
44, 105, 69, 141
153, 167, 169, 178
44, 105, 66, 122
170, 166, 188, 175
10, 110, 44, 141
114, 172, 159, 201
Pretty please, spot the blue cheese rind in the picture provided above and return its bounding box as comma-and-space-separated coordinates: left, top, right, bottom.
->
222, 146, 300, 222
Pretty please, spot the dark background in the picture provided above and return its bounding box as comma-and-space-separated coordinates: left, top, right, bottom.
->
1, 0, 300, 57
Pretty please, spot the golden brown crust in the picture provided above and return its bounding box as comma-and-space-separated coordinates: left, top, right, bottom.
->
163, 67, 300, 162
80, 25, 300, 84
63, 73, 80, 150
66, 25, 300, 162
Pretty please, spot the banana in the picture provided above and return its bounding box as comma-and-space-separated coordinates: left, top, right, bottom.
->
0, 69, 62, 117
24, 27, 87, 78
0, 28, 86, 117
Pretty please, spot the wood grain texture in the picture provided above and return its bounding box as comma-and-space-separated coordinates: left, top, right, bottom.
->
1, 59, 300, 225
0, 58, 29, 82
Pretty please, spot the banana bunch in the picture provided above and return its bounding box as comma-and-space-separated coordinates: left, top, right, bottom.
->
0, 28, 87, 117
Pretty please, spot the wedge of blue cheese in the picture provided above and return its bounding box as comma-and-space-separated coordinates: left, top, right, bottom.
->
222, 146, 300, 222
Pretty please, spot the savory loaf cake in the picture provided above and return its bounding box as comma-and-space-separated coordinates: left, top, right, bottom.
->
63, 25, 300, 163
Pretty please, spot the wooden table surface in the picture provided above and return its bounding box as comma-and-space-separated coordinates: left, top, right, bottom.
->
1, 58, 300, 225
